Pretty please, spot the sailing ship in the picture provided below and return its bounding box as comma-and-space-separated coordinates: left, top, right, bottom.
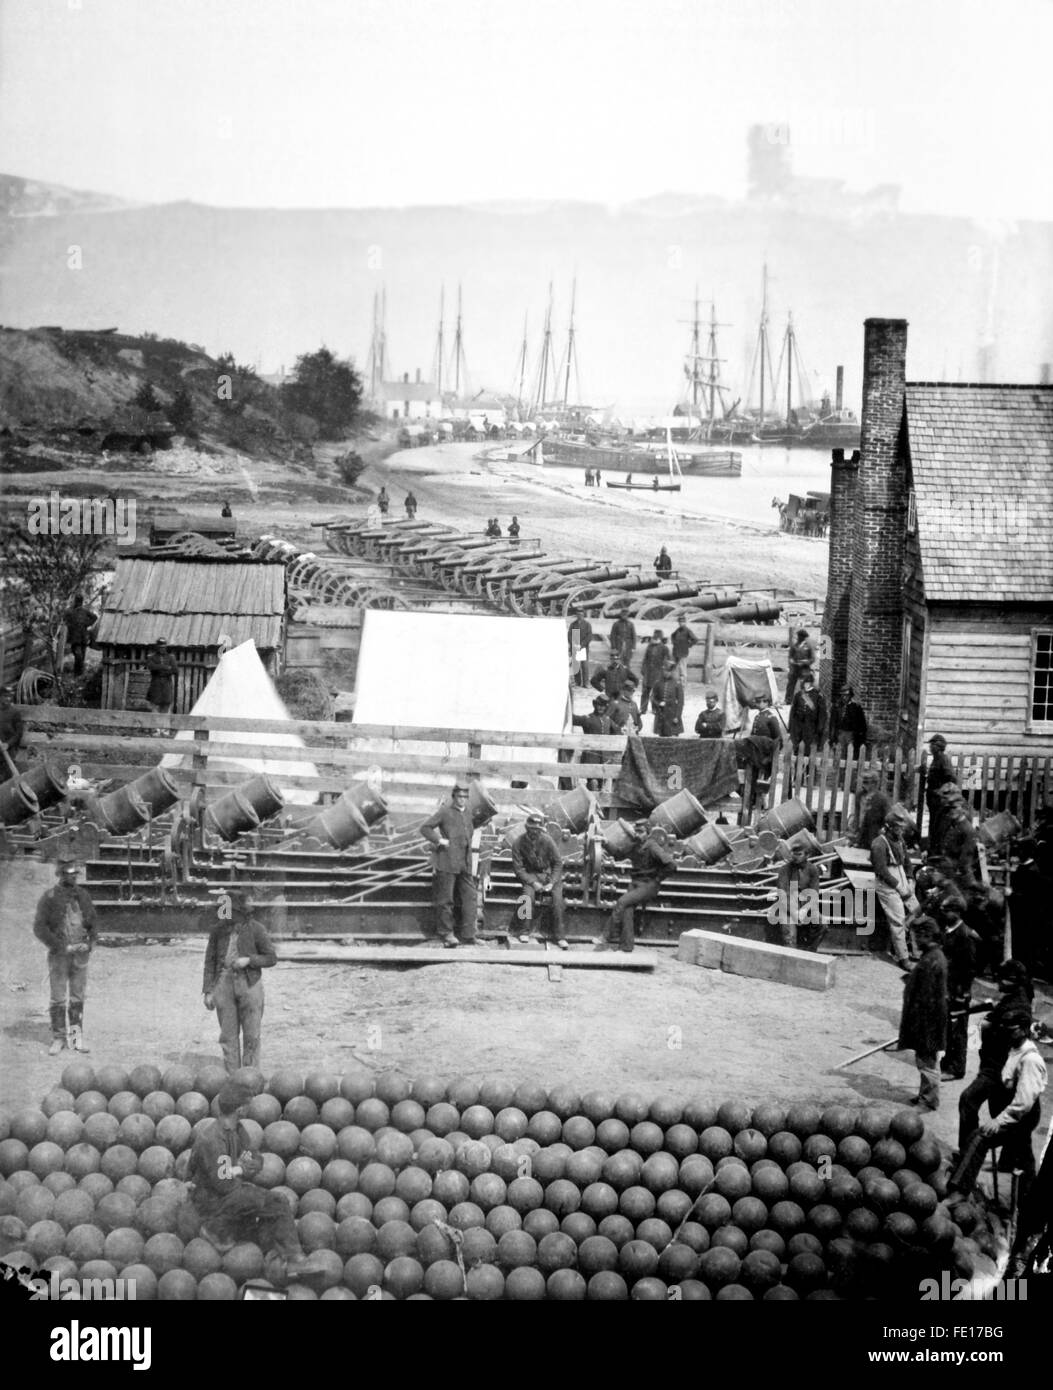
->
674, 289, 753, 445
741, 264, 860, 449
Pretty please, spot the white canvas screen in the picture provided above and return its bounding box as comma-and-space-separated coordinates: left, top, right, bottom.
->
352, 610, 571, 780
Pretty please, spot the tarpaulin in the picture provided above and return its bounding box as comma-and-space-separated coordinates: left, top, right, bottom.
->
613, 732, 740, 814
721, 656, 780, 731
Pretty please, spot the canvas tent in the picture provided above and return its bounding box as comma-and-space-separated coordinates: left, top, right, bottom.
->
352, 610, 570, 787
720, 655, 781, 733
161, 639, 319, 804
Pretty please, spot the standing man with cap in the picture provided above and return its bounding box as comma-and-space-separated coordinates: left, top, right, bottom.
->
420, 784, 478, 948
146, 637, 177, 714
572, 696, 613, 790
63, 592, 98, 677
871, 811, 919, 971
639, 630, 670, 716
785, 628, 816, 704
608, 677, 643, 734
511, 813, 569, 950
33, 859, 97, 1055
788, 672, 828, 754
939, 899, 981, 1081
670, 615, 697, 686
202, 887, 277, 1072
925, 733, 957, 852
596, 822, 676, 953
694, 690, 725, 739
653, 546, 673, 576
568, 608, 594, 689
897, 916, 949, 1112
0, 685, 25, 782
831, 684, 867, 755
652, 660, 684, 737
609, 613, 637, 668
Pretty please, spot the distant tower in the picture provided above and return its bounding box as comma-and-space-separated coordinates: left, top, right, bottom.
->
747, 123, 792, 200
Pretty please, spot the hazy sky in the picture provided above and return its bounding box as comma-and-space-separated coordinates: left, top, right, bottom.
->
2, 0, 1051, 219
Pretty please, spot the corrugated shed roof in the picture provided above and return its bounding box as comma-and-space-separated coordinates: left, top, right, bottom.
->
905, 383, 1053, 603
95, 558, 285, 650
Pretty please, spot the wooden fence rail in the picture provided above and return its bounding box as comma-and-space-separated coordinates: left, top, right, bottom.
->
18, 705, 1053, 833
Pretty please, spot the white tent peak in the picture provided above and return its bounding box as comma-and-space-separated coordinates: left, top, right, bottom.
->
161, 639, 319, 805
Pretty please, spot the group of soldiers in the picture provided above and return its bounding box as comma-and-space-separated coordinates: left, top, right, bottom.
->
568, 612, 706, 741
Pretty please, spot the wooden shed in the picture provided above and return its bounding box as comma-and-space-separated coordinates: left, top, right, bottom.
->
94, 556, 287, 712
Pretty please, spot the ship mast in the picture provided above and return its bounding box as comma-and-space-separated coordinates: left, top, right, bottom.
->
450, 283, 469, 397
514, 312, 529, 419
561, 276, 578, 410
747, 263, 777, 423
367, 288, 388, 401
532, 282, 557, 416
434, 286, 445, 398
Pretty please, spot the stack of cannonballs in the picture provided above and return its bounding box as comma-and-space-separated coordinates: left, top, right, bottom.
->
0, 1065, 992, 1300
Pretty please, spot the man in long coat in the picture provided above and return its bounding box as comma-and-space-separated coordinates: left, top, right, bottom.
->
898, 916, 948, 1111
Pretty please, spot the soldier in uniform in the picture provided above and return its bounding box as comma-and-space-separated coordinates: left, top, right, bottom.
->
420, 784, 478, 948
33, 859, 97, 1055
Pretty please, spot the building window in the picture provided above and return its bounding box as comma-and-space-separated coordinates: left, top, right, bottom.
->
899, 615, 912, 714
906, 488, 917, 535
1029, 628, 1053, 730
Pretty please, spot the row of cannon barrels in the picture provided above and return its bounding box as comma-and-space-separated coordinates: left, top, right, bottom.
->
251, 536, 408, 610
314, 518, 782, 623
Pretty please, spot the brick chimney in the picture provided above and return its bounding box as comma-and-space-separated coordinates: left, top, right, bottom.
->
821, 447, 860, 704
415, 367, 421, 384
846, 318, 909, 736
403, 372, 409, 384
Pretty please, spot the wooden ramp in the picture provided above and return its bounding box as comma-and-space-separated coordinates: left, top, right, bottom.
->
278, 943, 655, 971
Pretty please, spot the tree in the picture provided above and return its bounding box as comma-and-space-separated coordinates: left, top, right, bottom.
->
283, 348, 362, 439
168, 387, 196, 434
133, 380, 162, 413
1, 521, 108, 702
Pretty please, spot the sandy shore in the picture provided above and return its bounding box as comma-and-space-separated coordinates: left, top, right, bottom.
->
362, 442, 828, 598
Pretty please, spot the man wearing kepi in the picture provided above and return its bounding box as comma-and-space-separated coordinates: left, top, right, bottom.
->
188, 1079, 328, 1287
421, 783, 478, 948
202, 887, 277, 1072
596, 821, 676, 953
34, 859, 97, 1056
511, 813, 569, 950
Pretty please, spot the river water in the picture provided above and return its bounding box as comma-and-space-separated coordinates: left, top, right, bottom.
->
532, 444, 835, 530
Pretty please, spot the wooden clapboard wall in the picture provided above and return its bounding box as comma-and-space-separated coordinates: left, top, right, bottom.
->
919, 608, 1053, 755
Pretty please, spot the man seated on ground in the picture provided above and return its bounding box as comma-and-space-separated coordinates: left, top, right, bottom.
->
596, 821, 676, 954
948, 1009, 1047, 1199
766, 841, 824, 950
187, 1079, 329, 1287
510, 813, 569, 950
694, 689, 725, 739
957, 959, 1034, 1155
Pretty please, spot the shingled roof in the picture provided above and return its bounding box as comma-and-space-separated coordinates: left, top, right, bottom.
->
95, 558, 285, 650
905, 383, 1053, 603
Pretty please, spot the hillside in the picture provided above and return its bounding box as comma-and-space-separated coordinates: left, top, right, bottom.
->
0, 326, 314, 467
1, 176, 1052, 412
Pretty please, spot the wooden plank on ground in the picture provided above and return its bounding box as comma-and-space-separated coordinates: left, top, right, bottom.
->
277, 945, 655, 970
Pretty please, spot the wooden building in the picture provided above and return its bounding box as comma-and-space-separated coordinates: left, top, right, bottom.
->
825, 318, 1053, 758
94, 556, 287, 712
